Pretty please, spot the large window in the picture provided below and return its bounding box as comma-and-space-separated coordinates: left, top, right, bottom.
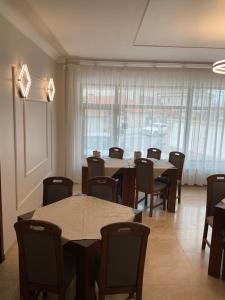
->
66, 66, 225, 184
82, 85, 189, 159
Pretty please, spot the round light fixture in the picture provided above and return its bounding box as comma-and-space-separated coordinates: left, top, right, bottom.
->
212, 60, 225, 74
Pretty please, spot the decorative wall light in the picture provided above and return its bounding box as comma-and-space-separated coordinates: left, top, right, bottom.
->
18, 64, 31, 98
47, 78, 55, 101
212, 60, 225, 74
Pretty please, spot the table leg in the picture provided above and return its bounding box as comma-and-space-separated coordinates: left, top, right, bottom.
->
82, 167, 88, 194
67, 240, 100, 300
163, 169, 178, 213
128, 168, 135, 208
208, 207, 225, 278
120, 168, 135, 208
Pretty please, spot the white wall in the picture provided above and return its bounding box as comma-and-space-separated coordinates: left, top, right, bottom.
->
0, 15, 59, 252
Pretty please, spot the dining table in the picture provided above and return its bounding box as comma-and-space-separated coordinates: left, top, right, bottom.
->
18, 195, 142, 300
208, 201, 225, 279
82, 157, 178, 212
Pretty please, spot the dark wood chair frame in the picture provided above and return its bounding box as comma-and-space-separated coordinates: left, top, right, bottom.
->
87, 157, 105, 179
43, 176, 73, 206
108, 147, 124, 159
147, 148, 161, 160
0, 166, 4, 263
135, 158, 167, 217
17, 209, 142, 300
87, 176, 118, 202
97, 222, 150, 300
202, 174, 225, 250
169, 151, 185, 204
14, 220, 74, 300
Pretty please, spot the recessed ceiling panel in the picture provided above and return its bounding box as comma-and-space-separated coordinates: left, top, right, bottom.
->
135, 0, 225, 49
5, 0, 225, 62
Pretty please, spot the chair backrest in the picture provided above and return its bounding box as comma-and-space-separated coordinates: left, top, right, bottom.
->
109, 147, 124, 159
147, 148, 161, 160
206, 174, 225, 217
99, 222, 150, 294
169, 151, 185, 180
87, 176, 118, 202
135, 158, 154, 193
14, 220, 64, 293
87, 157, 105, 179
43, 177, 73, 206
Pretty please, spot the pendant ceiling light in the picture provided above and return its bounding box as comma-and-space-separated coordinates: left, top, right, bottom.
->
212, 60, 225, 74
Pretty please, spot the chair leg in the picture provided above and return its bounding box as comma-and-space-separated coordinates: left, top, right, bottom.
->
149, 193, 154, 217
98, 292, 105, 300
135, 190, 139, 209
136, 290, 142, 300
178, 182, 181, 204
162, 191, 166, 211
21, 286, 30, 300
128, 291, 134, 298
144, 193, 148, 206
202, 221, 208, 250
222, 249, 225, 280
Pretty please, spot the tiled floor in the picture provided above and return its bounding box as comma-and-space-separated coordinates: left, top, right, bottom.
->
1, 186, 225, 299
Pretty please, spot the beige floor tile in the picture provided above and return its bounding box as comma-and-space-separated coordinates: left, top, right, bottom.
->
1, 185, 225, 299
0, 280, 20, 299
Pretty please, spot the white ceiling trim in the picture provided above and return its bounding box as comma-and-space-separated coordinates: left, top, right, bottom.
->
66, 57, 211, 69
0, 0, 67, 61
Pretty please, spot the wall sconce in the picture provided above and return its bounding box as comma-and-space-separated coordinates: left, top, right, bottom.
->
18, 64, 31, 98
47, 78, 55, 101
212, 60, 225, 74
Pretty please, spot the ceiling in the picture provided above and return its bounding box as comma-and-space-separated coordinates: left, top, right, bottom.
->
1, 0, 225, 63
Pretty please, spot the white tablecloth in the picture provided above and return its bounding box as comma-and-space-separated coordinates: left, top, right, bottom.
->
83, 157, 176, 178
32, 195, 135, 241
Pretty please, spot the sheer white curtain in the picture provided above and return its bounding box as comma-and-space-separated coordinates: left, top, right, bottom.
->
65, 65, 225, 185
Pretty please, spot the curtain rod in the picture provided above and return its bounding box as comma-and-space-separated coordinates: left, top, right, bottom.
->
65, 58, 212, 69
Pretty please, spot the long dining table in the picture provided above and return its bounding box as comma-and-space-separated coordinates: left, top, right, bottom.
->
18, 195, 142, 300
82, 157, 178, 212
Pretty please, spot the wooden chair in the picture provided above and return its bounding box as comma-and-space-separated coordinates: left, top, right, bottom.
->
87, 176, 118, 202
223, 246, 225, 280
109, 147, 124, 159
169, 151, 185, 204
147, 148, 161, 160
87, 156, 105, 179
155, 151, 185, 204
96, 222, 150, 300
14, 220, 76, 300
43, 177, 73, 206
202, 174, 225, 250
135, 158, 167, 217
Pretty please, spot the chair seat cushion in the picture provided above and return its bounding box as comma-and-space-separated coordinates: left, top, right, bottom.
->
206, 216, 214, 227
153, 181, 167, 192
155, 175, 170, 185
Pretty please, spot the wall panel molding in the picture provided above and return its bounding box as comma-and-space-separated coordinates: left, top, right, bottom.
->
23, 101, 49, 176
12, 66, 53, 209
